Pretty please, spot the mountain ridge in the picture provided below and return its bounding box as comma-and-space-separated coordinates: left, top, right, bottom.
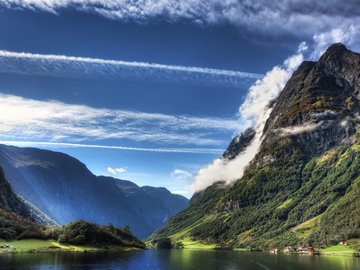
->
0, 144, 188, 239
149, 43, 360, 249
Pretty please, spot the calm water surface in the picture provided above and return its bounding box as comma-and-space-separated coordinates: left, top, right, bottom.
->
0, 250, 359, 270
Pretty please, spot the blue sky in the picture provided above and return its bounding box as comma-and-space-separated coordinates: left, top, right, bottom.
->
0, 1, 359, 197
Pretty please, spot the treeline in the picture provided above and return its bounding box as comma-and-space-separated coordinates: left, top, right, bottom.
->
58, 221, 145, 248
0, 213, 145, 249
0, 208, 44, 240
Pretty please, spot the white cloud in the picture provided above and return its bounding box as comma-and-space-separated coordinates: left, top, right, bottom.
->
191, 44, 307, 191
278, 122, 323, 136
0, 50, 261, 88
107, 166, 127, 175
0, 92, 240, 147
310, 24, 360, 59
1, 1, 359, 38
0, 141, 224, 154
107, 167, 117, 175
171, 169, 192, 180
115, 167, 127, 173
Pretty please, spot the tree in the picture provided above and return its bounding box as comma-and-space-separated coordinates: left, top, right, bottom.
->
156, 238, 172, 249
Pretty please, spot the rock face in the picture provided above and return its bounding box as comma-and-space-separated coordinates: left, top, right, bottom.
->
260, 43, 360, 158
150, 43, 360, 248
0, 145, 188, 239
226, 43, 360, 163
0, 166, 55, 225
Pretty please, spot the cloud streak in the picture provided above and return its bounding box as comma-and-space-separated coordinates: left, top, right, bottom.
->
1, 1, 359, 37
0, 141, 224, 154
0, 92, 239, 148
0, 50, 261, 88
278, 122, 323, 136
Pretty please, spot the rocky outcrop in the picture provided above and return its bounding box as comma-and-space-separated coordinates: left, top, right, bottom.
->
260, 43, 360, 158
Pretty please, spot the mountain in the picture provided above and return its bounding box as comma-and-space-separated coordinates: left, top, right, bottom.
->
0, 165, 57, 239
0, 145, 188, 239
150, 43, 360, 249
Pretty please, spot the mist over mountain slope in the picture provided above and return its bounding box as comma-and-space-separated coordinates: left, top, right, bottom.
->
149, 43, 360, 248
0, 165, 59, 240
0, 166, 55, 226
0, 145, 188, 238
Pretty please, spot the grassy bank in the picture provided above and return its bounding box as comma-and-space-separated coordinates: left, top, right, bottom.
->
0, 239, 140, 253
320, 245, 356, 257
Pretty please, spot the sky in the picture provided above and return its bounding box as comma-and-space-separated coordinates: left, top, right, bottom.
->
0, 1, 359, 198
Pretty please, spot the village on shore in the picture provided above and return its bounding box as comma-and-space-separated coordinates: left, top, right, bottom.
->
269, 240, 360, 257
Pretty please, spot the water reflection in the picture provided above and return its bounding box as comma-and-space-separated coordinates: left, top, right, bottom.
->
0, 250, 359, 270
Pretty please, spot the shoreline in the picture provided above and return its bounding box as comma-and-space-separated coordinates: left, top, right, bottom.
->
0, 239, 144, 254
1, 248, 358, 258
1, 239, 359, 259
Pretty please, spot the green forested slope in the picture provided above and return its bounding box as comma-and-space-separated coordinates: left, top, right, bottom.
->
150, 138, 359, 249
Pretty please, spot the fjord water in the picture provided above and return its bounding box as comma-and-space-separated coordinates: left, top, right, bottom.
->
0, 250, 359, 270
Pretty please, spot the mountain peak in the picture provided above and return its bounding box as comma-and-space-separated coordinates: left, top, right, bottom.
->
323, 42, 347, 56
259, 44, 360, 159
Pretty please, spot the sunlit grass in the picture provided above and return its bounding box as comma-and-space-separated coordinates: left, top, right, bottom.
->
276, 198, 292, 209
321, 245, 355, 256
0, 239, 101, 253
291, 215, 321, 239
180, 237, 217, 249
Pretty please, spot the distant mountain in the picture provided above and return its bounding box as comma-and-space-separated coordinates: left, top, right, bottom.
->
150, 43, 360, 249
0, 145, 188, 238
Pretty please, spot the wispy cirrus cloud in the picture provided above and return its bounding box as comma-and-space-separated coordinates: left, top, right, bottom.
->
0, 141, 224, 154
0, 93, 239, 148
0, 50, 261, 88
1, 1, 359, 37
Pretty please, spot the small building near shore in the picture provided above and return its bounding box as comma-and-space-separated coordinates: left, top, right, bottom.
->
297, 246, 314, 256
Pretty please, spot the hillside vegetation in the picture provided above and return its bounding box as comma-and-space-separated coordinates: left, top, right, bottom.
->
150, 138, 359, 249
